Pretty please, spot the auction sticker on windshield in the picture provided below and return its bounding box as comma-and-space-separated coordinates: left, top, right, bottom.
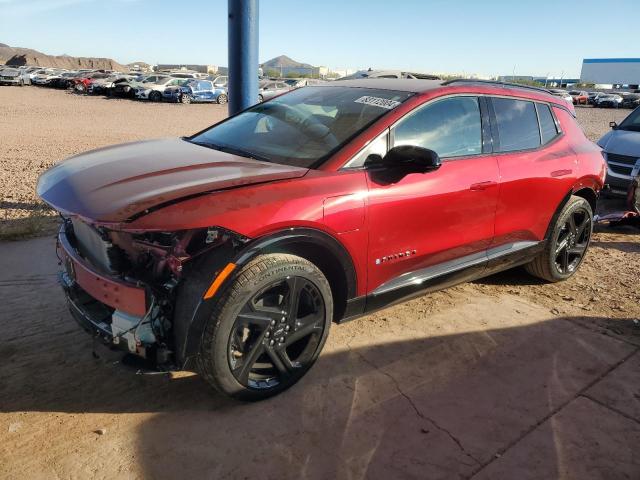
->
354, 96, 401, 109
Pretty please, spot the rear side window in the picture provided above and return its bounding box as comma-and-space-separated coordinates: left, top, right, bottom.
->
393, 96, 482, 158
536, 103, 559, 144
492, 98, 541, 152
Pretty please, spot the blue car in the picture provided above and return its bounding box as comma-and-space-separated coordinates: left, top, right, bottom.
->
162, 79, 228, 104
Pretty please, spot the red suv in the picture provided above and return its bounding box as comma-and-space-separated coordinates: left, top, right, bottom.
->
37, 79, 605, 399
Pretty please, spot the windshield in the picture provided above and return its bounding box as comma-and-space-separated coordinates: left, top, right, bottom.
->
618, 108, 640, 132
189, 86, 413, 168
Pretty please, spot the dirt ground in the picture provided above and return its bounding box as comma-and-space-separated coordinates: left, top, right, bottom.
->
0, 87, 639, 480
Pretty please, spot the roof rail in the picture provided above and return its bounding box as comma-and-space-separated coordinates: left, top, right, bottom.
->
442, 78, 552, 95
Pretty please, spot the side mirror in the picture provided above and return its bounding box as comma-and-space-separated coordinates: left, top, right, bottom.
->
610, 121, 618, 129
365, 145, 442, 173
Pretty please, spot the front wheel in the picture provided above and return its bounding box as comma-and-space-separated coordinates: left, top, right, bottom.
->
149, 90, 162, 102
216, 93, 228, 105
197, 254, 333, 401
180, 93, 191, 104
525, 195, 593, 282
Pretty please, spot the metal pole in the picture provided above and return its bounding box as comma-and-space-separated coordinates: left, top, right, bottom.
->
228, 0, 259, 115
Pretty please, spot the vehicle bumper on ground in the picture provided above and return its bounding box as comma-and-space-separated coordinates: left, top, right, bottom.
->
0, 77, 21, 85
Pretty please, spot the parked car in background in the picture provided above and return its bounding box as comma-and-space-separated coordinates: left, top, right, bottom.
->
107, 73, 164, 97
587, 92, 601, 105
0, 66, 31, 86
32, 69, 66, 86
258, 80, 291, 102
598, 106, 640, 196
208, 75, 228, 88
595, 93, 623, 108
38, 79, 604, 400
135, 77, 188, 101
48, 71, 81, 89
163, 79, 227, 104
167, 72, 199, 79
622, 93, 640, 109
283, 78, 326, 88
568, 90, 588, 105
73, 72, 112, 93
547, 89, 574, 106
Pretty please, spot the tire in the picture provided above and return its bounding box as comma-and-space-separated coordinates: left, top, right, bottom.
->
149, 91, 162, 102
216, 93, 228, 105
258, 94, 264, 103
525, 195, 593, 282
196, 253, 333, 401
180, 93, 191, 104
18, 79, 24, 87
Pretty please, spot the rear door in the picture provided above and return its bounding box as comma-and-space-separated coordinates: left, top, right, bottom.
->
488, 97, 577, 247
364, 95, 500, 295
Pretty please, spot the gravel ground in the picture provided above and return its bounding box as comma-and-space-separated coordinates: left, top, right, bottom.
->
574, 105, 629, 142
0, 86, 226, 239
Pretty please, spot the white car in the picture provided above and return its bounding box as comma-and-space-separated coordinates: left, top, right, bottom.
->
32, 69, 66, 85
135, 77, 189, 101
548, 89, 574, 106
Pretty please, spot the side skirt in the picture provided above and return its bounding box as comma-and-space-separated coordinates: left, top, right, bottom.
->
337, 241, 544, 324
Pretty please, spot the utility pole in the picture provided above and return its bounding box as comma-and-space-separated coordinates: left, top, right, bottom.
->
228, 0, 259, 115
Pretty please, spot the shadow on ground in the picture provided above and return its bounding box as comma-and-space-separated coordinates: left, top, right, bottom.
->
1, 310, 638, 479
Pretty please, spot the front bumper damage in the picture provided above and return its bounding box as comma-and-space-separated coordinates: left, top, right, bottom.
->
56, 227, 163, 361
55, 219, 248, 370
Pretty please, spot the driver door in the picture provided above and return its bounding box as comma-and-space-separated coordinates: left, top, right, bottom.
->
364, 96, 499, 295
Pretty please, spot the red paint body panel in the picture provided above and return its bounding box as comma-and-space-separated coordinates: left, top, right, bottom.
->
365, 155, 499, 292
38, 81, 605, 304
57, 232, 147, 317
37, 138, 308, 222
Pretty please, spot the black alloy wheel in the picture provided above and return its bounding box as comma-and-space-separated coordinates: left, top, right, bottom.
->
525, 195, 593, 282
228, 276, 326, 390
194, 253, 333, 400
553, 207, 591, 274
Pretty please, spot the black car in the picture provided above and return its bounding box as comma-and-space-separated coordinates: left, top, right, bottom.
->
622, 94, 640, 109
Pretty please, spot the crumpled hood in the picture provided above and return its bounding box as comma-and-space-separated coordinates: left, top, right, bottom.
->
37, 137, 308, 222
598, 129, 640, 156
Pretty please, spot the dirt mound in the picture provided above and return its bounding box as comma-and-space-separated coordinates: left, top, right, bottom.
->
0, 44, 127, 71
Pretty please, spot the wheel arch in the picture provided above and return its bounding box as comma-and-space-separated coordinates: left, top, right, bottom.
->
234, 228, 358, 321
175, 227, 358, 369
544, 186, 597, 241
572, 186, 598, 213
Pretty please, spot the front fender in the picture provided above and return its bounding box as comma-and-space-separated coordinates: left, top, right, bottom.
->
173, 227, 358, 369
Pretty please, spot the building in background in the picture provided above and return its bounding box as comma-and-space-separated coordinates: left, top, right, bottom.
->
580, 58, 640, 89
155, 64, 223, 74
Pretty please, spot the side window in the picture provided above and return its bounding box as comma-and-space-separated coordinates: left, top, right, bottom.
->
344, 130, 389, 168
536, 103, 559, 144
199, 81, 212, 90
393, 96, 482, 158
492, 98, 541, 152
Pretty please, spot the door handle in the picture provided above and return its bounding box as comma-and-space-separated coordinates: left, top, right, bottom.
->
550, 169, 573, 177
470, 181, 497, 191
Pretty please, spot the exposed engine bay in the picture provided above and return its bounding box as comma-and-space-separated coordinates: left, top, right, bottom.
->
59, 217, 249, 368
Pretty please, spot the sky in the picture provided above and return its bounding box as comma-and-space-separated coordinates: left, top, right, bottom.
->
1, 0, 638, 78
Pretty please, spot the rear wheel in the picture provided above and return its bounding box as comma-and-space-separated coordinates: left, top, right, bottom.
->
149, 90, 162, 102
216, 93, 228, 105
197, 254, 333, 400
258, 94, 264, 103
180, 93, 191, 104
525, 195, 593, 282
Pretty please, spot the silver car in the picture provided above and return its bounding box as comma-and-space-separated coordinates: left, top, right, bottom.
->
0, 67, 31, 86
258, 80, 291, 102
598, 106, 640, 196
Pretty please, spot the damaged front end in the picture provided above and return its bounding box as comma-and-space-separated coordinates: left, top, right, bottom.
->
57, 217, 248, 369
